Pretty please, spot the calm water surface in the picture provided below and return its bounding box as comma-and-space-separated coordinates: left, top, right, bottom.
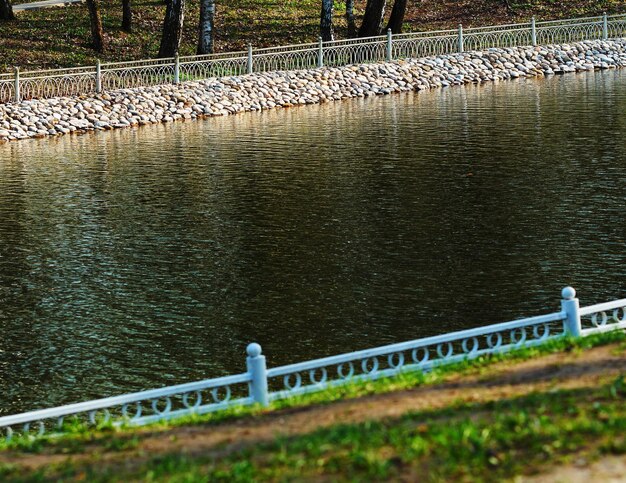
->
1, 71, 625, 413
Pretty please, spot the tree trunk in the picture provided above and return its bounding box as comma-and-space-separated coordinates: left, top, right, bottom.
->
0, 0, 15, 21
320, 0, 333, 41
345, 0, 356, 38
122, 0, 132, 32
86, 0, 105, 53
358, 0, 386, 37
158, 0, 185, 58
197, 0, 215, 54
385, 0, 406, 34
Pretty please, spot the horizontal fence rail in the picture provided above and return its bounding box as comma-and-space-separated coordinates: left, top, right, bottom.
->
0, 286, 624, 441
1, 13, 626, 103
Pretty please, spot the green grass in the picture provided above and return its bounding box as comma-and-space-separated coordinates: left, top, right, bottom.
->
1, 330, 624, 456
232, 381, 624, 481
185, 380, 626, 482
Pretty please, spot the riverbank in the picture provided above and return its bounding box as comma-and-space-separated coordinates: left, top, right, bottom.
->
2, 0, 624, 71
1, 38, 625, 143
1, 333, 624, 481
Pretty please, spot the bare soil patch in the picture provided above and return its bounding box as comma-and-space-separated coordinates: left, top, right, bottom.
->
2, 342, 624, 477
522, 454, 626, 482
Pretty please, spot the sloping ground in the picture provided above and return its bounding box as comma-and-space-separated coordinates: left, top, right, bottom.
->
1, 0, 625, 71
1, 340, 625, 481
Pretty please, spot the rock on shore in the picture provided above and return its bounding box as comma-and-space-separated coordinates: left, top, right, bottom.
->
1, 39, 625, 142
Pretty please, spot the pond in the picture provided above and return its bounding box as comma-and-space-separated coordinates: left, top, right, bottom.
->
0, 70, 625, 414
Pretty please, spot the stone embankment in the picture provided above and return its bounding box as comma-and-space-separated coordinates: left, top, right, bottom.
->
1, 39, 625, 142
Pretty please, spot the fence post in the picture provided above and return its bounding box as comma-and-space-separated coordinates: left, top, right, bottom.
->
531, 17, 537, 46
458, 24, 464, 53
246, 343, 269, 406
602, 12, 608, 40
318, 36, 324, 68
96, 59, 102, 94
247, 43, 253, 74
561, 287, 582, 337
386, 28, 393, 62
174, 54, 180, 84
14, 67, 20, 103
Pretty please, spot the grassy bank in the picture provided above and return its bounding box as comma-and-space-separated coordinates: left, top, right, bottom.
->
1, 331, 624, 481
97, 381, 626, 481
1, 0, 625, 72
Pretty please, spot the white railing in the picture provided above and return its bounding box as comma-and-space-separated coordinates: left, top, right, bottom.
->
0, 286, 624, 441
266, 310, 566, 401
580, 298, 626, 335
1, 13, 625, 103
0, 373, 253, 440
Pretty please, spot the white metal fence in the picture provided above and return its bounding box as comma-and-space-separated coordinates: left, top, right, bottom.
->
1, 13, 625, 104
0, 286, 624, 441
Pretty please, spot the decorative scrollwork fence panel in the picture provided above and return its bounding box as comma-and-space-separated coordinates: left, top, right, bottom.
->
253, 49, 318, 73
19, 73, 97, 101
324, 38, 387, 66
607, 15, 626, 38
180, 57, 248, 81
102, 64, 175, 90
0, 79, 14, 104
463, 28, 532, 51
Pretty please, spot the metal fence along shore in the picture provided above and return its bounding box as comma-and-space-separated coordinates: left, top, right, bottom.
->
0, 287, 624, 441
1, 14, 626, 104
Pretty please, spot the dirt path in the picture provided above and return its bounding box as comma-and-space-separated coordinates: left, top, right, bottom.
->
522, 454, 626, 482
3, 343, 625, 478
13, 0, 83, 12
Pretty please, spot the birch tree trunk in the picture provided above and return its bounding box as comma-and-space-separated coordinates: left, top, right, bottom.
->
86, 0, 105, 53
158, 0, 185, 58
0, 0, 15, 21
385, 0, 407, 34
122, 0, 132, 32
320, 0, 333, 41
358, 0, 386, 37
345, 0, 356, 38
197, 0, 215, 54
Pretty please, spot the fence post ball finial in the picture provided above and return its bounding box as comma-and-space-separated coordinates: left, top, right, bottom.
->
247, 343, 262, 358
562, 286, 576, 300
